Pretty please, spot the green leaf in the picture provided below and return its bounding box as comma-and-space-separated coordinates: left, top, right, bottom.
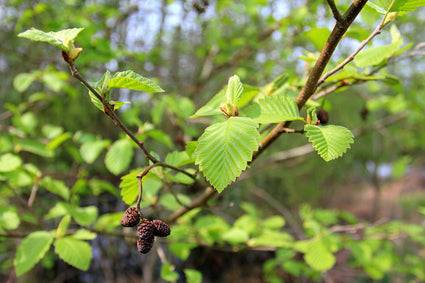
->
54, 237, 92, 271
195, 117, 260, 192
0, 207, 20, 232
119, 169, 141, 205
105, 139, 134, 175
222, 228, 250, 244
169, 242, 198, 260
226, 75, 243, 105
161, 262, 179, 281
14, 231, 53, 276
354, 25, 403, 67
94, 212, 123, 231
304, 241, 336, 272
88, 89, 104, 112
47, 132, 72, 150
184, 269, 203, 283
56, 215, 71, 239
71, 206, 98, 226
304, 124, 354, 162
368, 0, 425, 13
80, 140, 109, 164
304, 28, 331, 51
0, 153, 22, 172
109, 70, 164, 92
14, 73, 37, 92
16, 138, 54, 158
40, 177, 70, 200
244, 95, 303, 124
18, 28, 84, 52
70, 229, 97, 240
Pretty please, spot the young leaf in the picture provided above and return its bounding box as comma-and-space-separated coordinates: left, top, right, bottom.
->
0, 153, 22, 172
354, 25, 403, 67
14, 231, 53, 276
368, 0, 425, 13
195, 117, 260, 192
80, 140, 109, 164
18, 28, 84, 52
225, 75, 243, 105
304, 125, 354, 162
108, 70, 164, 93
54, 237, 92, 271
105, 139, 134, 175
244, 95, 304, 124
304, 241, 336, 272
56, 214, 71, 239
40, 177, 70, 200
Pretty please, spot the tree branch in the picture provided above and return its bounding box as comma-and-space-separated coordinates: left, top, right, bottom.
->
326, 0, 343, 22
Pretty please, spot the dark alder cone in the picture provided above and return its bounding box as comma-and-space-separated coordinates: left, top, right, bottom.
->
121, 207, 140, 227
137, 219, 155, 239
137, 220, 156, 254
317, 109, 329, 125
152, 219, 171, 237
137, 236, 155, 254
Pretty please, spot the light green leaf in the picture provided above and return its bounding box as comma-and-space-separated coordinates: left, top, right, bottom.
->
354, 25, 403, 67
0, 207, 20, 232
70, 229, 97, 240
304, 28, 331, 51
119, 169, 140, 205
16, 138, 54, 158
222, 228, 250, 244
262, 216, 286, 230
304, 241, 336, 272
161, 262, 179, 282
368, 0, 425, 13
244, 95, 303, 124
71, 206, 98, 226
47, 132, 72, 150
105, 139, 134, 175
56, 215, 71, 239
165, 150, 195, 167
54, 237, 92, 271
195, 117, 260, 192
14, 73, 37, 92
94, 212, 123, 231
184, 269, 203, 283
88, 89, 104, 112
40, 177, 70, 200
80, 140, 108, 164
109, 70, 164, 92
226, 75, 243, 105
304, 124, 354, 162
18, 28, 84, 51
169, 242, 198, 260
0, 153, 22, 172
14, 231, 53, 276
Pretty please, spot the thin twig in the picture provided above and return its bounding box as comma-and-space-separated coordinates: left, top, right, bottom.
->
318, 0, 397, 87
65, 59, 158, 163
136, 164, 158, 214
326, 0, 343, 22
